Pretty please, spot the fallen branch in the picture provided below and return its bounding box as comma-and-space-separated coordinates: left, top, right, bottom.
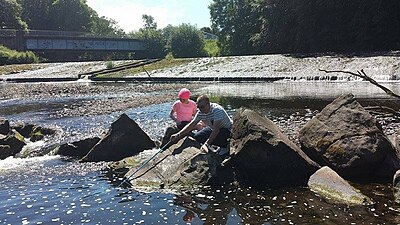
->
319, 69, 400, 99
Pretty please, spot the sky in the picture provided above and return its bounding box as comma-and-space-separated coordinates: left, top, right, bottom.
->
86, 0, 212, 33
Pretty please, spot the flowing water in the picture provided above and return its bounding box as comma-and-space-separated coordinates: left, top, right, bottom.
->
0, 81, 400, 224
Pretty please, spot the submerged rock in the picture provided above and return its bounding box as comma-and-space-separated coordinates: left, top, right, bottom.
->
13, 122, 56, 142
0, 130, 25, 159
299, 93, 399, 181
81, 113, 156, 162
229, 108, 319, 187
308, 166, 373, 205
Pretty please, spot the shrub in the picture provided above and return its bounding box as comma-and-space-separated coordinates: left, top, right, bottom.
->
105, 61, 114, 69
0, 45, 39, 65
204, 40, 220, 57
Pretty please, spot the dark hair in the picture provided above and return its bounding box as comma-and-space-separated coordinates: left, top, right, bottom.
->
196, 95, 209, 105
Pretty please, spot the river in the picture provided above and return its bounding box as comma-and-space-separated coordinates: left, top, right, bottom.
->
0, 80, 399, 224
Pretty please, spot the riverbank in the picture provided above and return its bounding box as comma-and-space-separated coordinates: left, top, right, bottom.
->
1, 52, 400, 81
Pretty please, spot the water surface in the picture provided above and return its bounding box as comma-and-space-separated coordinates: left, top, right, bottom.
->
1, 81, 399, 224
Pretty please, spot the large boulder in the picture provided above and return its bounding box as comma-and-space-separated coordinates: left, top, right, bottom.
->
81, 114, 156, 162
299, 93, 399, 181
122, 137, 232, 191
229, 108, 319, 187
56, 137, 101, 159
308, 166, 373, 205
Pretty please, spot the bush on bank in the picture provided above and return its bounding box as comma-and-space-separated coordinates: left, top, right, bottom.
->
0, 45, 39, 65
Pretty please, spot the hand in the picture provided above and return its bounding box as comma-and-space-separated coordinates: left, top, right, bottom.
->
200, 143, 209, 153
170, 133, 180, 142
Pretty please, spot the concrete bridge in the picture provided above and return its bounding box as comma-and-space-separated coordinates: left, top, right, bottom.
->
0, 29, 146, 53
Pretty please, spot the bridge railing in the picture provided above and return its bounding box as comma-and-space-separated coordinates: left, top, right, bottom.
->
0, 29, 130, 39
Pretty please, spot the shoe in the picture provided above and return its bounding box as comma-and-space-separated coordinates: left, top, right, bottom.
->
207, 145, 219, 153
217, 147, 228, 156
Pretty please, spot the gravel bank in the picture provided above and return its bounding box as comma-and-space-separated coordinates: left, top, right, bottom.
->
1, 53, 400, 81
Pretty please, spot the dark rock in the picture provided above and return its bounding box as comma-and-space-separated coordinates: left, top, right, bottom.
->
29, 125, 56, 142
56, 137, 101, 159
0, 118, 10, 135
0, 145, 12, 159
13, 123, 35, 138
308, 166, 373, 205
299, 93, 399, 181
13, 123, 56, 141
81, 114, 156, 162
0, 131, 26, 159
229, 108, 319, 187
161, 126, 179, 147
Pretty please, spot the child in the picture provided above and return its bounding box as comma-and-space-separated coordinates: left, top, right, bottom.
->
169, 88, 197, 129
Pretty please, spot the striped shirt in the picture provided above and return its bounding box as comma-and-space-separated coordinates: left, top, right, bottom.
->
193, 103, 232, 129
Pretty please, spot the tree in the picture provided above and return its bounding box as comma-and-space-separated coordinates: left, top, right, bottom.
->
18, 0, 52, 30
90, 14, 126, 37
209, 0, 259, 55
0, 0, 27, 29
129, 15, 166, 59
48, 0, 92, 32
142, 14, 157, 30
167, 23, 206, 58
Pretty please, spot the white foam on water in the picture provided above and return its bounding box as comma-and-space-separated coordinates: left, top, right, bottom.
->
0, 155, 61, 171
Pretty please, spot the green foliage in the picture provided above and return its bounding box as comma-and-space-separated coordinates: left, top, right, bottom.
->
18, 0, 52, 30
210, 0, 259, 55
90, 15, 126, 37
129, 15, 166, 59
0, 0, 28, 29
165, 52, 174, 60
48, 0, 92, 32
204, 39, 220, 57
210, 0, 400, 54
166, 23, 206, 58
105, 61, 114, 69
0, 45, 39, 65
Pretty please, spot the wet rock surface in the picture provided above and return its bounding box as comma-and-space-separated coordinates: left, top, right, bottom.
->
299, 93, 399, 181
308, 166, 373, 205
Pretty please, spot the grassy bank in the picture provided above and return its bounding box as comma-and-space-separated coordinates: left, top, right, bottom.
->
0, 45, 39, 66
95, 58, 193, 78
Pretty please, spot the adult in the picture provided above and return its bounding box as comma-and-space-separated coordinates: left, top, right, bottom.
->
171, 95, 232, 156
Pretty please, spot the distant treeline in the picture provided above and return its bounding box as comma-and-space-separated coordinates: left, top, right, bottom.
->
1, 0, 218, 61
2, 0, 399, 61
1, 0, 125, 37
210, 0, 400, 55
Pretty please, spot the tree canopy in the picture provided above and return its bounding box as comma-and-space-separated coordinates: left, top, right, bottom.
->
210, 0, 400, 55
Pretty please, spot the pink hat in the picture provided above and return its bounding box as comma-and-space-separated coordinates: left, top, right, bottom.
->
178, 88, 191, 99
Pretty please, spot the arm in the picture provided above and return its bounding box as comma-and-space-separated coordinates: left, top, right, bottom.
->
170, 119, 198, 141
169, 109, 178, 123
